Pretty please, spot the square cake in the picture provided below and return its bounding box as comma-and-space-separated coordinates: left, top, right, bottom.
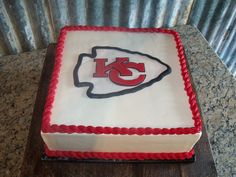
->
41, 26, 202, 160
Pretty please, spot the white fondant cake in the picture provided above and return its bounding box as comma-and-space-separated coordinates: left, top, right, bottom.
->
41, 26, 202, 160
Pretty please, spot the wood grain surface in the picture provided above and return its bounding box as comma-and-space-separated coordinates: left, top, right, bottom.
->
20, 44, 217, 177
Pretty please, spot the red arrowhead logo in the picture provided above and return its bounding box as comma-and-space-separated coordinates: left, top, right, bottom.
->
73, 46, 171, 99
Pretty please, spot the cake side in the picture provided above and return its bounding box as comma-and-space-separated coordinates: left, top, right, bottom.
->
41, 132, 202, 153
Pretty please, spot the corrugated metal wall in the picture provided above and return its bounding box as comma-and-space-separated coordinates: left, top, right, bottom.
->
0, 0, 235, 76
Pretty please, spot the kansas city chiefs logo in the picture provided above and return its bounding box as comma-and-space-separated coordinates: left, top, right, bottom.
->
93, 57, 146, 86
73, 46, 171, 98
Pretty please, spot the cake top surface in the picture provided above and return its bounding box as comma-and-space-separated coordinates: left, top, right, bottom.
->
42, 26, 202, 134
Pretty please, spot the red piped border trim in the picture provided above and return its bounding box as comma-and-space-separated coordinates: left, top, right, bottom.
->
41, 26, 202, 135
45, 146, 194, 160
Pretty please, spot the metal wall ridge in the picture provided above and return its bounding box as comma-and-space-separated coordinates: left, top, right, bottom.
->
0, 0, 235, 76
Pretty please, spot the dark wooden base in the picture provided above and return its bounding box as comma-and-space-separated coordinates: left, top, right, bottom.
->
20, 44, 217, 177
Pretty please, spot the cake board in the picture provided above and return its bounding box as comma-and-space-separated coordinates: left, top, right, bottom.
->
41, 153, 195, 163
20, 44, 217, 177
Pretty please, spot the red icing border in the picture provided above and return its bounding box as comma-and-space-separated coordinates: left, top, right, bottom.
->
41, 26, 202, 135
45, 146, 194, 160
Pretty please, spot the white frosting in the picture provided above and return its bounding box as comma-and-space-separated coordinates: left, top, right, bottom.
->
50, 31, 194, 128
41, 132, 202, 153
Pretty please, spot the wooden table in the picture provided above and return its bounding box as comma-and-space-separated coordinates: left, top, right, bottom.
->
20, 44, 217, 177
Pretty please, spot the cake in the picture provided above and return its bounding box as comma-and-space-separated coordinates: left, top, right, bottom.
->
41, 26, 202, 160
